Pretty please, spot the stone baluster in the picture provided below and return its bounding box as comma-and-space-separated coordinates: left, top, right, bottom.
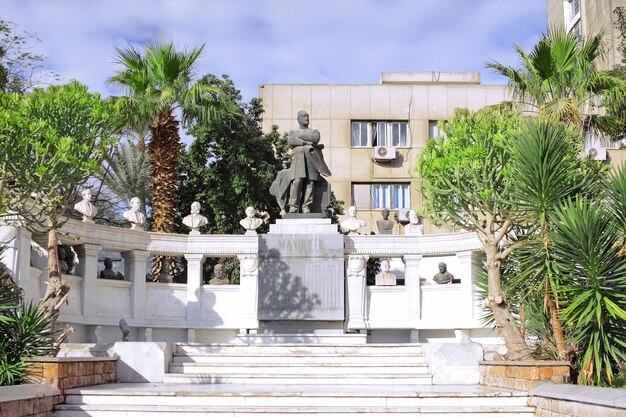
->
456, 250, 479, 322
122, 250, 150, 321
74, 243, 102, 319
184, 253, 206, 327
238, 255, 259, 333
0, 225, 33, 301
346, 255, 368, 331
403, 255, 423, 342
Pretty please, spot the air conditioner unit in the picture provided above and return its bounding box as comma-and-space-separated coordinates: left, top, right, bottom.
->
586, 146, 607, 161
374, 146, 396, 160
396, 208, 410, 222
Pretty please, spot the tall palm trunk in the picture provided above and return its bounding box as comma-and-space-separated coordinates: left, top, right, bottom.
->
541, 222, 569, 362
148, 111, 180, 281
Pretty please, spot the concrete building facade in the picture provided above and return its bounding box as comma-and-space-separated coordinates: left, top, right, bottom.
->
259, 72, 508, 234
547, 0, 626, 70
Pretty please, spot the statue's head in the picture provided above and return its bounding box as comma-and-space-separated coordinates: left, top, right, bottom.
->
409, 209, 419, 224
348, 205, 357, 217
214, 263, 224, 278
104, 257, 113, 269
297, 110, 309, 127
81, 188, 92, 201
245, 206, 256, 218
381, 259, 390, 272
381, 208, 389, 219
438, 262, 447, 273
130, 197, 141, 211
191, 201, 201, 214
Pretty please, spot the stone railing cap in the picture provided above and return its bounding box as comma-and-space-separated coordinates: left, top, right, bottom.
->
27, 357, 117, 363
0, 382, 60, 403
479, 360, 570, 366
532, 383, 626, 409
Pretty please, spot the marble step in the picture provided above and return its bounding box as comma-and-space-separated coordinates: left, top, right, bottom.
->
175, 343, 424, 355
162, 372, 434, 385
54, 404, 536, 416
236, 333, 368, 344
172, 354, 428, 365
63, 384, 530, 408
168, 363, 431, 375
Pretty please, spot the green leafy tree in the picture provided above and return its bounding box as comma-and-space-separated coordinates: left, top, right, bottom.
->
178, 75, 286, 283
488, 27, 626, 139
179, 74, 285, 235
415, 107, 532, 360
0, 81, 118, 325
108, 40, 231, 280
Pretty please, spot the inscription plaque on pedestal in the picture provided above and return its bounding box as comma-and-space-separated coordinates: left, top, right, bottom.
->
258, 219, 344, 321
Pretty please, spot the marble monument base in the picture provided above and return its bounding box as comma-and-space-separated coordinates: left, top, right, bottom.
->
258, 218, 344, 321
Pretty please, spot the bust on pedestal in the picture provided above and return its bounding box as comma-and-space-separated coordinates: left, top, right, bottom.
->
341, 206, 366, 235
239, 206, 264, 235
433, 262, 454, 284
74, 189, 97, 223
404, 209, 423, 235
123, 197, 146, 231
376, 208, 395, 235
182, 202, 208, 235
375, 259, 397, 286
208, 263, 229, 285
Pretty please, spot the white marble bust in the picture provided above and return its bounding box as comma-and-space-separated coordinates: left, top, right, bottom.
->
239, 206, 264, 235
404, 209, 423, 235
123, 197, 146, 230
375, 259, 397, 286
74, 188, 97, 223
341, 206, 366, 235
182, 201, 208, 234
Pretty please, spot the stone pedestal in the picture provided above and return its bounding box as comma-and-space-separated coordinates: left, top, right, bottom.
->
258, 219, 343, 321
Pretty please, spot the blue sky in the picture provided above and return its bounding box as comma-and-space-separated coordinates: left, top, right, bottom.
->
3, 0, 548, 103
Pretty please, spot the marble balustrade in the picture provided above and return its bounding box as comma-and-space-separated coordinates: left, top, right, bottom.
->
1, 218, 488, 343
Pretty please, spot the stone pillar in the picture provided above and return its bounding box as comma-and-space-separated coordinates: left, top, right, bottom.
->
238, 255, 259, 331
121, 250, 150, 321
0, 225, 33, 300
346, 255, 368, 331
74, 243, 102, 319
457, 250, 478, 321
403, 255, 423, 325
184, 253, 205, 327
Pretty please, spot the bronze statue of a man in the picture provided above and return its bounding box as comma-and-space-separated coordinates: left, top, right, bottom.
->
286, 110, 331, 213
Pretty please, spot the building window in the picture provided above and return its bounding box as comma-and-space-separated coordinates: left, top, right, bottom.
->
428, 120, 446, 139
564, 0, 581, 33
351, 121, 409, 147
352, 183, 410, 210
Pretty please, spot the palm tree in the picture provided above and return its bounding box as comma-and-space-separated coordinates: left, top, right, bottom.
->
98, 140, 151, 216
488, 27, 626, 141
550, 195, 626, 385
507, 119, 591, 362
107, 40, 227, 280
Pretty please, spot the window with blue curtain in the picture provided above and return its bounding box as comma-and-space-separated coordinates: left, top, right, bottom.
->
353, 183, 410, 209
351, 121, 409, 147
351, 121, 368, 146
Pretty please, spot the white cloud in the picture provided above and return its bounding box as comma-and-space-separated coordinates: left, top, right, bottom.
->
3, 0, 548, 103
